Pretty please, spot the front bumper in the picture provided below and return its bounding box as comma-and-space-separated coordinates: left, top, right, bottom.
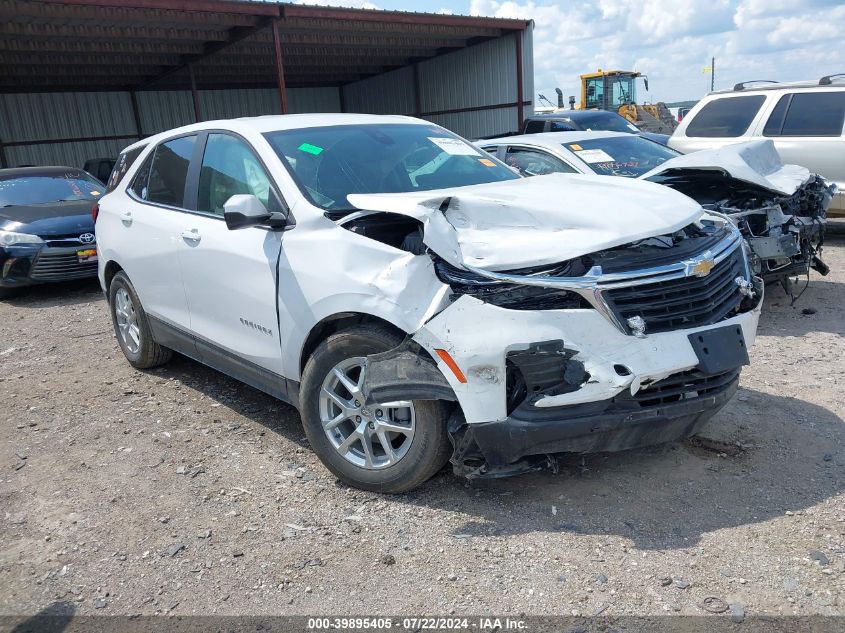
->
453, 367, 738, 475
0, 244, 98, 289
412, 280, 762, 426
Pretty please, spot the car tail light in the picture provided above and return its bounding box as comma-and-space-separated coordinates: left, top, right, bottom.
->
92, 203, 99, 223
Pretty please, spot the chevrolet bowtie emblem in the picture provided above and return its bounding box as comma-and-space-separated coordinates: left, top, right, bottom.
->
688, 254, 716, 277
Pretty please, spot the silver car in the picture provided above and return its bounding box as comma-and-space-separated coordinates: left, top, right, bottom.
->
668, 76, 845, 216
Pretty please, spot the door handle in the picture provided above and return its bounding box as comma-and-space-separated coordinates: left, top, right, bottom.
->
181, 229, 201, 243
120, 211, 132, 226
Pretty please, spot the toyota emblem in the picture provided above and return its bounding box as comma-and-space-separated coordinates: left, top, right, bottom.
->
79, 233, 96, 244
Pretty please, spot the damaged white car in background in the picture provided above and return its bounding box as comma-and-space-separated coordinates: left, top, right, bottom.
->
481, 133, 835, 294
96, 114, 763, 493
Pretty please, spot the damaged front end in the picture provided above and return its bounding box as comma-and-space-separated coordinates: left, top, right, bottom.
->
356, 216, 762, 479
343, 172, 763, 480
643, 141, 835, 289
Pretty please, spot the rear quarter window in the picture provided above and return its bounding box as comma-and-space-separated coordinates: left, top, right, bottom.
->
764, 92, 845, 137
685, 95, 766, 137
107, 145, 146, 192
523, 120, 546, 134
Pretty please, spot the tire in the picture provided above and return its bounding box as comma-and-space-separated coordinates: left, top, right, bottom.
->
300, 323, 451, 493
108, 271, 172, 369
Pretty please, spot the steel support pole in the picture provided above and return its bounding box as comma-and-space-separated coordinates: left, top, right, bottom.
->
272, 18, 289, 114
515, 30, 524, 131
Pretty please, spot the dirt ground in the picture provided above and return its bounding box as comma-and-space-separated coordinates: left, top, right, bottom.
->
1, 238, 843, 621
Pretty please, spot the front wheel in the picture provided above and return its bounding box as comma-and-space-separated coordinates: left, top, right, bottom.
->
108, 271, 172, 369
300, 324, 451, 493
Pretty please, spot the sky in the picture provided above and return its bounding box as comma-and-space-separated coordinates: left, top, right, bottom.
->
292, 0, 845, 104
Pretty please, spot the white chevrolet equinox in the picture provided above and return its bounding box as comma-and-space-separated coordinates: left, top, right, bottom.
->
96, 114, 763, 493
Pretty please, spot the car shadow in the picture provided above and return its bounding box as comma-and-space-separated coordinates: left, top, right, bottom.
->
153, 353, 844, 551
6, 601, 75, 633
757, 276, 845, 338
2, 279, 101, 309
404, 387, 845, 550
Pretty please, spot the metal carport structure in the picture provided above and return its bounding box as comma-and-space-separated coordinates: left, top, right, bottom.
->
0, 0, 533, 168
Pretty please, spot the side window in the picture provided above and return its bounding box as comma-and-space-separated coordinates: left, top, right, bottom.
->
550, 120, 576, 132
763, 96, 789, 136
765, 92, 845, 137
198, 134, 272, 215
107, 145, 146, 192
523, 120, 546, 134
130, 152, 153, 199
505, 147, 575, 176
131, 135, 196, 207
685, 95, 766, 137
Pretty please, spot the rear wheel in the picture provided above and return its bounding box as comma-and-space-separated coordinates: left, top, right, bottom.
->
108, 271, 172, 369
300, 324, 451, 493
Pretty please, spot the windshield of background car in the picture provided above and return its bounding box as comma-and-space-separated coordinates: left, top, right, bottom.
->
563, 136, 680, 177
0, 171, 104, 207
263, 124, 519, 211
570, 112, 639, 133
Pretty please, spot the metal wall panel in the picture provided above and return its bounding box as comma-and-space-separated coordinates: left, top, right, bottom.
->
0, 91, 136, 142
427, 107, 518, 141
418, 35, 516, 114
341, 65, 416, 115
200, 88, 280, 121
5, 139, 132, 173
136, 90, 195, 136
340, 27, 533, 138
288, 87, 342, 114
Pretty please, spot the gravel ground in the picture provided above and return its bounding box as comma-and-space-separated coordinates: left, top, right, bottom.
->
1, 240, 843, 621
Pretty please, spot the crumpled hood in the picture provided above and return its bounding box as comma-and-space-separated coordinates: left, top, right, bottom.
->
640, 139, 811, 196
348, 173, 702, 271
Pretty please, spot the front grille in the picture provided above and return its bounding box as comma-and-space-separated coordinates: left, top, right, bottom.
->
30, 252, 97, 281
603, 246, 746, 334
632, 368, 739, 407
42, 234, 95, 248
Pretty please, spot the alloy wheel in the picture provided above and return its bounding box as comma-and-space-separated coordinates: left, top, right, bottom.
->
114, 287, 141, 354
318, 357, 416, 469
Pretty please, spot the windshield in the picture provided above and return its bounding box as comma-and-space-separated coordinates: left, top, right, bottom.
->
263, 124, 518, 212
571, 112, 639, 133
564, 136, 680, 177
0, 172, 103, 207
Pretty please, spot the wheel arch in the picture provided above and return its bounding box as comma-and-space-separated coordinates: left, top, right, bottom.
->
298, 312, 407, 376
103, 259, 125, 292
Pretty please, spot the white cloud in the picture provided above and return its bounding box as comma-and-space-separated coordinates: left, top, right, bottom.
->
470, 0, 845, 103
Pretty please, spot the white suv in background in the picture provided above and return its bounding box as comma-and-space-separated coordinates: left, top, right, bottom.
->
95, 114, 762, 493
669, 77, 844, 215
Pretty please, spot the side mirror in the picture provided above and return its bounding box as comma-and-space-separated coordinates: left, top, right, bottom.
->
223, 194, 290, 230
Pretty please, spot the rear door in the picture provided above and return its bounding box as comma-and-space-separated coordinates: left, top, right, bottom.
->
177, 131, 287, 385
757, 90, 845, 209
114, 135, 197, 333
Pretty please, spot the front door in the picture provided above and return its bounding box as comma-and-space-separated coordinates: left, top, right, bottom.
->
177, 132, 286, 385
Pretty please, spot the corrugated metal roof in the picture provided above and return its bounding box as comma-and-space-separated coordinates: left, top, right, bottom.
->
0, 0, 530, 93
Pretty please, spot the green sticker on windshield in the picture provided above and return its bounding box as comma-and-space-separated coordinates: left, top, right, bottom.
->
298, 143, 324, 155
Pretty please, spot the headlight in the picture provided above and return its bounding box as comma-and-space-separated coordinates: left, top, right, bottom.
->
434, 258, 590, 310
0, 230, 43, 246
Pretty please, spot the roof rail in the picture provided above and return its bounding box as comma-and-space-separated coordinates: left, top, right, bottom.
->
733, 80, 779, 91
819, 73, 845, 85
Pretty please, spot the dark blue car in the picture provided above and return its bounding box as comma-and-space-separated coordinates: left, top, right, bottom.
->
522, 110, 671, 145
0, 167, 103, 298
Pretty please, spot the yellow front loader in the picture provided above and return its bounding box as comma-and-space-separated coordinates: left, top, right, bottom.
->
580, 69, 678, 134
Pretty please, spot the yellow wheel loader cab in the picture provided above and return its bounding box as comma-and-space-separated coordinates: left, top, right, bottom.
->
579, 69, 678, 134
